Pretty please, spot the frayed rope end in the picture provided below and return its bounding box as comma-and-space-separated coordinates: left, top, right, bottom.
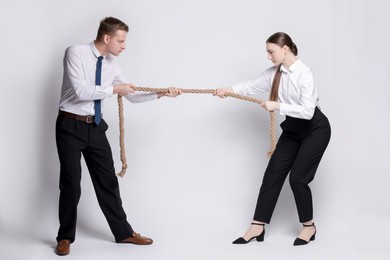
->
116, 164, 128, 177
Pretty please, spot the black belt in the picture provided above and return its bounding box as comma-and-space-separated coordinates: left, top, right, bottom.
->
59, 111, 101, 123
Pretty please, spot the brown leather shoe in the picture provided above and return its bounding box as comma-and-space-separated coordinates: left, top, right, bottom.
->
55, 239, 71, 255
119, 232, 153, 245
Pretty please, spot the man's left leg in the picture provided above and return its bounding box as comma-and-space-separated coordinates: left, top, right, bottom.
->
83, 120, 152, 244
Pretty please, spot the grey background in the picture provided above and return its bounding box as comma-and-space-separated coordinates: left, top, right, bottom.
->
1, 0, 389, 259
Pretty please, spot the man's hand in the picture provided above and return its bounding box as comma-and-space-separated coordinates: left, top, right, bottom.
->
113, 84, 135, 96
158, 87, 183, 98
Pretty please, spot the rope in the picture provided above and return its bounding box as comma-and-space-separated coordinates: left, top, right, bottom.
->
117, 95, 128, 177
116, 87, 277, 177
267, 111, 277, 157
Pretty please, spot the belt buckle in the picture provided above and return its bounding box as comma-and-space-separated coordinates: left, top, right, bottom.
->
86, 115, 94, 123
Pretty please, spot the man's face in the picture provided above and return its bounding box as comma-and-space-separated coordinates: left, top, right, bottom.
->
106, 29, 127, 56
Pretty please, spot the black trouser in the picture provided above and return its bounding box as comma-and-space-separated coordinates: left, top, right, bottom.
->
254, 107, 331, 223
55, 114, 133, 243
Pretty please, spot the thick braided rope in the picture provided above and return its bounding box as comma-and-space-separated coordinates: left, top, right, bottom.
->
267, 111, 277, 157
117, 95, 128, 177
116, 87, 277, 177
133, 87, 264, 105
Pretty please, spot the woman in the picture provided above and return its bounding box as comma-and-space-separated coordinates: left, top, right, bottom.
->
214, 32, 331, 246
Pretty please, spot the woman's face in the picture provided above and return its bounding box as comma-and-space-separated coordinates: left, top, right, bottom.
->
266, 43, 286, 66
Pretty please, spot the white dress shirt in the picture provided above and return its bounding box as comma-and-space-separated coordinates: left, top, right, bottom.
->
231, 59, 319, 120
59, 42, 157, 116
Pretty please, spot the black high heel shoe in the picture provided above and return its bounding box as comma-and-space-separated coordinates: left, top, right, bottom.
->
232, 223, 265, 244
293, 223, 316, 246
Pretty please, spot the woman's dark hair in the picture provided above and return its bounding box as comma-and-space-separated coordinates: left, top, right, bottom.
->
267, 32, 298, 101
266, 32, 298, 56
96, 17, 129, 41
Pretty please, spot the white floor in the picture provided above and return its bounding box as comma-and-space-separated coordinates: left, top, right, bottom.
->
1, 232, 388, 260
2, 209, 389, 260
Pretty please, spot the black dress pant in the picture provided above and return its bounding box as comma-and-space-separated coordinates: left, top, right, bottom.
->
55, 114, 133, 242
254, 107, 331, 223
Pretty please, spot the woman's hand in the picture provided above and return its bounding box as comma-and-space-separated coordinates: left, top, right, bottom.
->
213, 87, 233, 98
158, 87, 183, 98
261, 101, 280, 111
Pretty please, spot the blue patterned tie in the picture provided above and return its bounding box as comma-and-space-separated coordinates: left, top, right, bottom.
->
94, 56, 103, 125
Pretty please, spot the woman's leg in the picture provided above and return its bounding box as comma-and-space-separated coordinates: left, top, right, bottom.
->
239, 133, 301, 241
289, 120, 331, 241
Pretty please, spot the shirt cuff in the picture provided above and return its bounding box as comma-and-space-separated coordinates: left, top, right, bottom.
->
279, 103, 288, 116
106, 85, 114, 98
231, 83, 244, 95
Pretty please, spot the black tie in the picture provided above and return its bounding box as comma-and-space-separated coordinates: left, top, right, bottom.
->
94, 56, 103, 125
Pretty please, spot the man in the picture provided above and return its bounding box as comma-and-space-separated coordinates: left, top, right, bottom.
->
55, 17, 181, 256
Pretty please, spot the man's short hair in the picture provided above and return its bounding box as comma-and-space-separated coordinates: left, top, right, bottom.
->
96, 17, 129, 41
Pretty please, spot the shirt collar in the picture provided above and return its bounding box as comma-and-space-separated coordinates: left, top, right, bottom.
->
289, 58, 301, 72
281, 58, 302, 73
90, 42, 105, 59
